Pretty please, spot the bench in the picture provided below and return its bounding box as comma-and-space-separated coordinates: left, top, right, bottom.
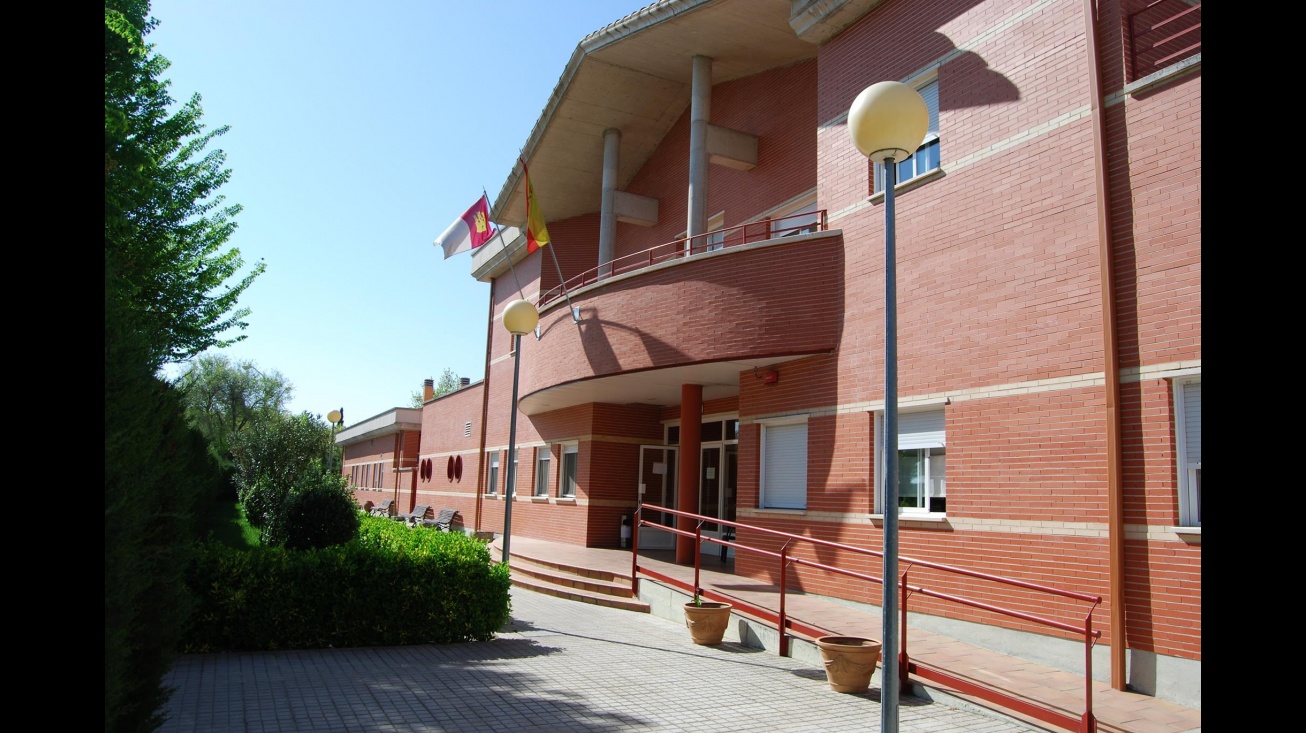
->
421, 508, 458, 532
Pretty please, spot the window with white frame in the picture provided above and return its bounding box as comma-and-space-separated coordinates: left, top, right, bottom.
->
534, 447, 551, 497
486, 451, 499, 495
769, 194, 820, 238
873, 78, 940, 193
1175, 377, 1201, 527
560, 444, 578, 497
680, 212, 726, 253
760, 416, 808, 509
879, 409, 946, 514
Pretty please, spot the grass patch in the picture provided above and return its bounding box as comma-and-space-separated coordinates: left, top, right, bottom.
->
198, 498, 260, 549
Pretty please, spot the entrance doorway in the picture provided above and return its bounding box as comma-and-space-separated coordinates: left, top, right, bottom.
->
637, 445, 678, 549
638, 416, 738, 555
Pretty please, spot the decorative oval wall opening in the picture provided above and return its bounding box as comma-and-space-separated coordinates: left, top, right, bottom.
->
446, 456, 455, 481
454, 455, 464, 482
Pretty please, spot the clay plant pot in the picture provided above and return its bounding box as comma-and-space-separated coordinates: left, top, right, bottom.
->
683, 601, 733, 645
815, 635, 882, 693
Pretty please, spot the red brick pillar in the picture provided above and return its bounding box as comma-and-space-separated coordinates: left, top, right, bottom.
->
676, 384, 702, 564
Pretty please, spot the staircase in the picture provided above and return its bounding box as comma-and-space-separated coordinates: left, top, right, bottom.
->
491, 541, 650, 613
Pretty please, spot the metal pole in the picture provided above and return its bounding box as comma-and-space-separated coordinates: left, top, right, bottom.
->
503, 333, 523, 566
881, 159, 900, 733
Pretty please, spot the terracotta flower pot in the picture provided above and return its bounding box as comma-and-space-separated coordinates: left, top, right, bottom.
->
815, 635, 882, 693
683, 601, 733, 645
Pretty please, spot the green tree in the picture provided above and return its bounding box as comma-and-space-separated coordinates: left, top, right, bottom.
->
175, 354, 292, 464
410, 367, 461, 407
230, 411, 336, 543
105, 2, 263, 729
105, 0, 265, 370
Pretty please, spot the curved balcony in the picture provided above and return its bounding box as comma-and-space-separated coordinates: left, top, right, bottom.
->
517, 219, 844, 415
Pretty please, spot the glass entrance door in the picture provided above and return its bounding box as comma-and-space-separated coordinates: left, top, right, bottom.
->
700, 446, 721, 531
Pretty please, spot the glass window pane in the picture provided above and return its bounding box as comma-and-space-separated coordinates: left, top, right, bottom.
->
667, 426, 680, 445
929, 448, 946, 512
561, 448, 578, 497
701, 421, 723, 442
726, 420, 739, 441
897, 449, 925, 509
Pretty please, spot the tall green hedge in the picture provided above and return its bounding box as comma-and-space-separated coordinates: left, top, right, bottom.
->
184, 516, 510, 651
105, 279, 220, 733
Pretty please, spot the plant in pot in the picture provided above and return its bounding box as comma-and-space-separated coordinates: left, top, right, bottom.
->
683, 591, 733, 645
814, 635, 882, 693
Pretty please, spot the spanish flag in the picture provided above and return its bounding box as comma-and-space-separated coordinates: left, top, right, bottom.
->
522, 159, 551, 253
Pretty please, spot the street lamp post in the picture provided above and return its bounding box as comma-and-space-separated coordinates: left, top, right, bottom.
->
326, 408, 344, 475
500, 299, 540, 566
847, 80, 928, 733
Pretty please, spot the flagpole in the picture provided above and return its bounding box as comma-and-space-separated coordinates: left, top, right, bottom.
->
484, 187, 528, 302
517, 159, 581, 324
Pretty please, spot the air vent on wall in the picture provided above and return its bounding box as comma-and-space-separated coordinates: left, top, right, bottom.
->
465, 421, 472, 437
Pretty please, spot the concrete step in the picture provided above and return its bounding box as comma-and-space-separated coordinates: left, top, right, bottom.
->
491, 542, 649, 613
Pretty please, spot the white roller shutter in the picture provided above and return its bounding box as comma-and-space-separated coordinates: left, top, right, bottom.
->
898, 410, 945, 450
1182, 381, 1201, 465
762, 422, 807, 509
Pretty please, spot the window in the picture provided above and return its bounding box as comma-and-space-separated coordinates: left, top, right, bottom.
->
879, 409, 946, 514
680, 212, 726, 254
375, 464, 384, 489
873, 79, 940, 193
511, 449, 520, 495
1175, 377, 1201, 527
486, 451, 499, 495
760, 416, 808, 509
534, 447, 551, 497
769, 194, 820, 238
560, 444, 578, 497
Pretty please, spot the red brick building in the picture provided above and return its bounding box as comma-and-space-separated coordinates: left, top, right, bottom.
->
372, 0, 1199, 708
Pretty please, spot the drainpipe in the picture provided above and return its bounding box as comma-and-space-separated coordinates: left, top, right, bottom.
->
1082, 0, 1126, 691
686, 55, 712, 239
599, 128, 620, 278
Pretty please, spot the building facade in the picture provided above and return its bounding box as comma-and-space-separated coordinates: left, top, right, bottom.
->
393, 0, 1198, 707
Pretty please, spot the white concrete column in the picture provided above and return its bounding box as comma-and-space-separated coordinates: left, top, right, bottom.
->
687, 55, 712, 240
599, 127, 620, 278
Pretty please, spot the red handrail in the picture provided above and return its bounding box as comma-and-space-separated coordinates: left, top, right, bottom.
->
633, 504, 1102, 733
537, 210, 828, 308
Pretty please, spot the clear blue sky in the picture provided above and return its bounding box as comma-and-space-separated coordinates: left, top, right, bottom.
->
149, 0, 652, 425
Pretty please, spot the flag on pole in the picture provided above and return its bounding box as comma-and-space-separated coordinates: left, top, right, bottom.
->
434, 194, 496, 259
522, 160, 551, 253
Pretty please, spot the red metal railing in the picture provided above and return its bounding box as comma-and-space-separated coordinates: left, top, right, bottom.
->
1128, 0, 1201, 82
537, 210, 829, 308
632, 504, 1103, 733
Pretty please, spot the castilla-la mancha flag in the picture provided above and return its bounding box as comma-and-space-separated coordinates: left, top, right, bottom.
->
434, 194, 495, 259
522, 159, 551, 254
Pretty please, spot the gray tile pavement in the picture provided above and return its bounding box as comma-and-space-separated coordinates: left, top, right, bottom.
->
158, 586, 1047, 732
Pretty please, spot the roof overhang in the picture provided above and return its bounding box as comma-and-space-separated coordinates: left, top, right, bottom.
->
517, 353, 821, 415
335, 408, 423, 446
489, 0, 881, 230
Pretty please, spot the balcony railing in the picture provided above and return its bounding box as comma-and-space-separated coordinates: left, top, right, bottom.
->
1128, 0, 1201, 82
537, 209, 829, 308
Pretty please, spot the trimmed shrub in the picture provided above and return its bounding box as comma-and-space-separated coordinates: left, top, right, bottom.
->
184, 515, 510, 651
278, 472, 358, 550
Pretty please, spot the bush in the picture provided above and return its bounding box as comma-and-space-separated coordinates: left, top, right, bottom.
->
184, 516, 510, 651
278, 473, 358, 550
230, 412, 333, 531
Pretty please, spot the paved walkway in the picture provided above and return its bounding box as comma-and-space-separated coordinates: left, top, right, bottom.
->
499, 537, 1202, 733
159, 586, 1048, 733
